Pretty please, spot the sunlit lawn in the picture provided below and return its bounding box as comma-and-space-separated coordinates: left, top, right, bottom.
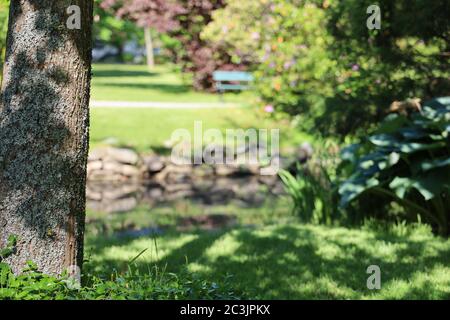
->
89, 63, 313, 152
91, 63, 255, 103
89, 107, 313, 152
85, 213, 450, 299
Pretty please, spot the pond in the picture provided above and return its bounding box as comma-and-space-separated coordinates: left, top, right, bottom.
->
85, 173, 291, 240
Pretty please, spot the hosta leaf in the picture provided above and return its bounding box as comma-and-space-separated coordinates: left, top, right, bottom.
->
369, 134, 400, 147
339, 176, 379, 206
420, 157, 450, 172
389, 171, 449, 201
399, 127, 427, 140
399, 142, 445, 153
389, 177, 412, 199
340, 144, 360, 163
389, 152, 400, 166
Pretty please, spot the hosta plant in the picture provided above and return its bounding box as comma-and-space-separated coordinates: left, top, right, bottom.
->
339, 97, 450, 236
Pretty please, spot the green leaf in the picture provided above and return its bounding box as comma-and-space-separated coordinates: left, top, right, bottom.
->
399, 142, 445, 153
420, 157, 450, 172
339, 176, 379, 206
369, 134, 399, 147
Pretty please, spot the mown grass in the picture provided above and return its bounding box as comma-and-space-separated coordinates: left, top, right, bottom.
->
89, 63, 315, 152
90, 107, 313, 152
91, 63, 255, 103
85, 214, 450, 300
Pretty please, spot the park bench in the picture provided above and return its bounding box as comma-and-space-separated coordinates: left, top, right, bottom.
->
213, 70, 254, 94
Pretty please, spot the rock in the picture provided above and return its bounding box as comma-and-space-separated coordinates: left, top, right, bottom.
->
121, 164, 141, 177
192, 165, 214, 177
103, 161, 123, 174
102, 184, 140, 200
144, 156, 166, 173
106, 148, 139, 165
88, 147, 110, 161
87, 160, 103, 172
89, 170, 125, 181
165, 183, 192, 193
215, 164, 239, 176
145, 186, 164, 199
86, 189, 102, 201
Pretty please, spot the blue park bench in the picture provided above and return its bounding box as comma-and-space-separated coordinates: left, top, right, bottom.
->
213, 71, 254, 94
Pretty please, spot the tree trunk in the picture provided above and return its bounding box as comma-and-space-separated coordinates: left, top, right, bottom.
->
144, 27, 155, 70
0, 0, 93, 275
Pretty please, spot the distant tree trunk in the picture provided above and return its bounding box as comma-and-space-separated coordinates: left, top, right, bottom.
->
0, 1, 93, 275
144, 27, 155, 70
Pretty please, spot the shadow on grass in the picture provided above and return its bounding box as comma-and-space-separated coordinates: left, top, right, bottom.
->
85, 224, 450, 299
92, 69, 158, 78
94, 82, 191, 95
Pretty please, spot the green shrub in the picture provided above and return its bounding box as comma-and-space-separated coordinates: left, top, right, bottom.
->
0, 260, 244, 300
339, 97, 450, 235
203, 0, 333, 116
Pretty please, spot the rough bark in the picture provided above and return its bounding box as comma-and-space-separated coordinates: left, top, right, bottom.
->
0, 0, 93, 275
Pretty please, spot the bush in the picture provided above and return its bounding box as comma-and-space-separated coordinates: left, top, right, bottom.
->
0, 261, 244, 300
338, 97, 450, 235
203, 0, 333, 113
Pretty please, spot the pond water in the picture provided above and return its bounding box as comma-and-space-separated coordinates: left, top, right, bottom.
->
85, 175, 289, 239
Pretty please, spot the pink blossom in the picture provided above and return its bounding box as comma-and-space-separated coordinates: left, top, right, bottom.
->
351, 64, 360, 71
251, 32, 260, 40
264, 105, 275, 113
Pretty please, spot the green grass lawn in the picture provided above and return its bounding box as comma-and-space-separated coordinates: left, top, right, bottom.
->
89, 63, 316, 153
85, 218, 450, 299
91, 63, 255, 103
90, 107, 313, 153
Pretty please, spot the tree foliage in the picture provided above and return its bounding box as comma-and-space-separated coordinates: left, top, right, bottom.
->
101, 0, 244, 90
204, 0, 450, 136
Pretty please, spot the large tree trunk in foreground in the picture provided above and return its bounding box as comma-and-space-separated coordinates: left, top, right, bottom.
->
0, 1, 93, 275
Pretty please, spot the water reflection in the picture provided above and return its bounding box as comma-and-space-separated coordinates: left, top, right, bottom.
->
86, 174, 286, 239
87, 175, 284, 214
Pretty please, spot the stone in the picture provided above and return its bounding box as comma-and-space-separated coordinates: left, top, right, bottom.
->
89, 170, 124, 181
121, 164, 141, 177
143, 155, 166, 173
103, 161, 123, 174
215, 164, 239, 176
87, 160, 103, 172
106, 148, 139, 165
88, 147, 110, 161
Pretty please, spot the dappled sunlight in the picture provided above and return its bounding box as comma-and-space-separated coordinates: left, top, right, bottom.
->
85, 223, 450, 299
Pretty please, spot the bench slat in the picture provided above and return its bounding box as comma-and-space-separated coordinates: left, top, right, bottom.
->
213, 71, 254, 82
